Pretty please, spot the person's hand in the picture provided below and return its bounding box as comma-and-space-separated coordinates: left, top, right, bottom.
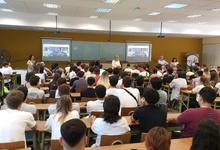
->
89, 115, 96, 125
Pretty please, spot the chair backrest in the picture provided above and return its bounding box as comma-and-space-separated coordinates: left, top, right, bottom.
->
141, 132, 148, 142
91, 111, 103, 117
121, 107, 137, 116
26, 99, 42, 104
50, 140, 63, 150
100, 132, 131, 146
81, 97, 97, 102
47, 98, 58, 104
0, 141, 25, 149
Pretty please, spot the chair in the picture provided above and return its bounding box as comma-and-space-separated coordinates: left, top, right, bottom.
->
26, 99, 42, 104
81, 97, 97, 102
100, 132, 131, 146
0, 141, 25, 149
50, 140, 63, 150
121, 107, 137, 116
47, 98, 58, 104
91, 111, 103, 117
141, 132, 148, 142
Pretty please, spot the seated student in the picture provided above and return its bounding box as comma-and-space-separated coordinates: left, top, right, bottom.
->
215, 81, 220, 96
163, 67, 174, 85
55, 77, 67, 98
150, 77, 167, 110
116, 71, 128, 88
60, 119, 87, 150
97, 71, 110, 89
86, 85, 106, 114
190, 119, 220, 150
72, 71, 88, 92
81, 77, 96, 98
0, 62, 13, 88
117, 76, 140, 108
49, 73, 61, 92
169, 87, 220, 138
106, 75, 119, 96
145, 127, 171, 150
45, 95, 79, 139
91, 95, 130, 147
24, 72, 34, 88
169, 70, 187, 104
27, 75, 45, 99
48, 84, 80, 115
0, 90, 36, 143
132, 88, 166, 133
135, 75, 145, 98
93, 67, 100, 85
35, 64, 45, 85
124, 63, 133, 73
192, 70, 203, 88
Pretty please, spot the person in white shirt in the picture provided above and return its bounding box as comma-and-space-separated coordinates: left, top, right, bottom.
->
192, 76, 211, 101
86, 85, 106, 114
112, 55, 121, 69
192, 70, 203, 88
27, 54, 35, 73
158, 56, 168, 66
117, 76, 140, 108
35, 65, 45, 85
106, 75, 119, 96
215, 82, 220, 96
0, 90, 36, 143
65, 63, 71, 74
45, 95, 79, 140
169, 71, 187, 101
27, 75, 44, 99
55, 78, 67, 99
0, 62, 13, 85
124, 63, 133, 73
60, 119, 87, 150
170, 57, 179, 67
91, 95, 130, 147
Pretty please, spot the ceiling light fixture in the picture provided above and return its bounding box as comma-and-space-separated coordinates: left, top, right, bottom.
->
148, 12, 160, 16
212, 8, 220, 11
48, 12, 58, 16
96, 8, 112, 13
43, 3, 61, 9
133, 18, 142, 21
187, 14, 201, 18
89, 15, 98, 19
102, 0, 120, 4
165, 3, 187, 9
0, 8, 13, 12
0, 0, 6, 4
167, 20, 177, 23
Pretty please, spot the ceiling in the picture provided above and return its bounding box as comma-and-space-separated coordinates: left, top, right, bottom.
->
1, 0, 220, 37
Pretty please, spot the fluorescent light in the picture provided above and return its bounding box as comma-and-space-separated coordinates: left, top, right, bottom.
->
167, 20, 177, 23
197, 22, 208, 25
148, 12, 160, 16
212, 8, 220, 11
0, 0, 6, 4
165, 3, 187, 9
96, 8, 112, 13
48, 12, 58, 16
133, 18, 142, 21
187, 15, 201, 18
102, 0, 120, 4
43, 3, 61, 9
0, 8, 13, 12
89, 16, 98, 19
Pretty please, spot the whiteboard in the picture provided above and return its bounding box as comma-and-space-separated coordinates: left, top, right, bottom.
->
203, 44, 220, 66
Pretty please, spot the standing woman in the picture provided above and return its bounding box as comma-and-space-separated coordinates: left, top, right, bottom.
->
112, 55, 121, 69
170, 57, 179, 67
27, 54, 35, 73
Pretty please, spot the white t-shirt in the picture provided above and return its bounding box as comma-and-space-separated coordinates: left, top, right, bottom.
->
215, 82, 220, 96
91, 117, 130, 147
69, 71, 77, 80
20, 103, 37, 114
27, 87, 44, 99
116, 87, 140, 108
124, 68, 133, 73
116, 79, 123, 88
193, 85, 205, 101
86, 99, 104, 114
45, 111, 79, 139
48, 103, 80, 115
27, 60, 34, 73
106, 87, 120, 96
158, 59, 168, 65
169, 78, 187, 100
35, 73, 45, 85
0, 109, 36, 143
112, 60, 121, 69
0, 66, 13, 83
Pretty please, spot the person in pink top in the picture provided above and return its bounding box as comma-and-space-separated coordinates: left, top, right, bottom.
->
169, 87, 220, 138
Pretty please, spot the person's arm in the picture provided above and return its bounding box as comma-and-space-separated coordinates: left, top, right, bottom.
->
169, 80, 175, 88
45, 115, 53, 132
131, 109, 140, 124
26, 113, 37, 130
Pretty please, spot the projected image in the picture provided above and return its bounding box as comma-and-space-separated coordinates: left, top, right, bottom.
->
127, 46, 149, 57
43, 44, 70, 57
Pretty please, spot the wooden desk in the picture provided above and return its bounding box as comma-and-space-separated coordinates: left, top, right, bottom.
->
17, 148, 31, 150
85, 138, 192, 150
34, 102, 87, 110
44, 92, 81, 98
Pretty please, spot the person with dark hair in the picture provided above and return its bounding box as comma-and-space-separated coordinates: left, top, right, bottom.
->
150, 77, 167, 109
72, 71, 88, 92
0, 62, 13, 88
27, 54, 35, 73
55, 78, 67, 98
93, 67, 100, 85
106, 75, 119, 96
45, 95, 79, 140
192, 70, 203, 88
27, 75, 44, 99
145, 127, 171, 150
116, 71, 128, 88
60, 119, 87, 150
35, 64, 46, 85
169, 87, 220, 137
210, 70, 219, 87
106, 67, 113, 76
91, 95, 130, 147
132, 88, 166, 132
169, 70, 187, 102
190, 119, 220, 150
86, 85, 106, 114
163, 67, 174, 84
117, 76, 140, 108
25, 72, 35, 88
68, 65, 77, 80
135, 75, 145, 97
0, 90, 36, 143
49, 73, 61, 92
81, 77, 96, 98
124, 63, 133, 73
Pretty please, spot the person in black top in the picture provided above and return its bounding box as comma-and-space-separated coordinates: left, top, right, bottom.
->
135, 75, 144, 98
163, 67, 174, 84
132, 88, 166, 133
81, 77, 96, 98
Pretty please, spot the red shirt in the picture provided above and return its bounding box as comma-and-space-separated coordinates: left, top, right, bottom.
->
94, 75, 100, 85
177, 108, 220, 137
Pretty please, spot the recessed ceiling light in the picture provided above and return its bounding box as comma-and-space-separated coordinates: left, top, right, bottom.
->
0, 0, 6, 4
133, 18, 142, 22
212, 8, 220, 11
102, 0, 120, 4
167, 20, 177, 23
96, 8, 112, 13
89, 15, 98, 19
48, 12, 58, 16
0, 8, 13, 12
43, 3, 61, 9
187, 15, 201, 18
148, 12, 160, 16
165, 3, 187, 9
197, 22, 208, 25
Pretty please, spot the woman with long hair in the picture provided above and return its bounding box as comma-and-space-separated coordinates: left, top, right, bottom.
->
97, 71, 110, 89
27, 54, 35, 73
45, 95, 79, 139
